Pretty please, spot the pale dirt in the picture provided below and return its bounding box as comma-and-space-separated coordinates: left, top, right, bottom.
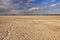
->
0, 16, 60, 40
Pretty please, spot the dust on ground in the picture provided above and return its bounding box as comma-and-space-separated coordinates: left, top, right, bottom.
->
0, 16, 60, 40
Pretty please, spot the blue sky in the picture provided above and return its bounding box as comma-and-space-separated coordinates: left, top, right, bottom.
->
12, 0, 60, 5
11, 0, 60, 8
0, 0, 60, 14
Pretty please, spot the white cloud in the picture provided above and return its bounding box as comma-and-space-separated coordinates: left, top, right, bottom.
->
9, 10, 24, 14
28, 7, 39, 11
2, 0, 11, 5
28, 0, 35, 2
50, 4, 57, 7
0, 0, 13, 8
0, 5, 5, 8
0, 0, 13, 13
51, 0, 56, 2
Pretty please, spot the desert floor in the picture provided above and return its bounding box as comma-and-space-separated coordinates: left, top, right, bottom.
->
0, 16, 60, 40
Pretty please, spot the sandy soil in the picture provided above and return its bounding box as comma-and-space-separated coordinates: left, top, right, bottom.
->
0, 16, 60, 40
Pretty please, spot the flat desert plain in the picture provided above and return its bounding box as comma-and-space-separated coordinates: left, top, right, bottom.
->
0, 16, 60, 40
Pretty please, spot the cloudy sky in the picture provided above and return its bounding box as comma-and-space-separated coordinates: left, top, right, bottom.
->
0, 0, 60, 14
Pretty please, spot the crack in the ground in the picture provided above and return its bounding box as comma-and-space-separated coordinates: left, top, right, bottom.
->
1, 31, 9, 40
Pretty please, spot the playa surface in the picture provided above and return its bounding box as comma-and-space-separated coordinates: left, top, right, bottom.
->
0, 16, 60, 40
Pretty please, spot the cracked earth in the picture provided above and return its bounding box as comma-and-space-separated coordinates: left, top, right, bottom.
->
0, 16, 60, 40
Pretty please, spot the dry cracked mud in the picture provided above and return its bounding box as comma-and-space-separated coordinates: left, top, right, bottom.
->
0, 16, 60, 40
